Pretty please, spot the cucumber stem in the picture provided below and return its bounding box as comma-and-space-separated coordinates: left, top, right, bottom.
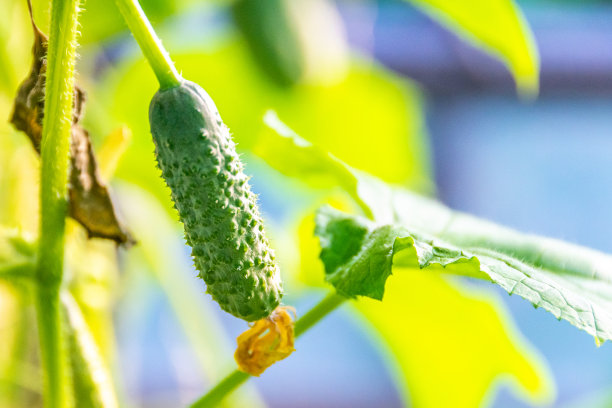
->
114, 0, 182, 89
294, 292, 346, 337
190, 292, 347, 408
36, 0, 82, 405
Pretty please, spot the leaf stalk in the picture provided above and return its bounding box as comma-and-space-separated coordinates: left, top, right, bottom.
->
190, 292, 346, 408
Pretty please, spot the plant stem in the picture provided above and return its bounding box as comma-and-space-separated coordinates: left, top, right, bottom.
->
61, 292, 119, 408
190, 292, 347, 408
294, 292, 346, 337
192, 371, 251, 408
36, 0, 82, 406
113, 0, 182, 89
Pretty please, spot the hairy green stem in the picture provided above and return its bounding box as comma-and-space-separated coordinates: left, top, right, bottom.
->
294, 292, 346, 337
35, 0, 82, 406
190, 293, 347, 408
113, 0, 182, 89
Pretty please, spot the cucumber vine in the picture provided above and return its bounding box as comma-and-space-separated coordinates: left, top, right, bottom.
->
36, 0, 82, 406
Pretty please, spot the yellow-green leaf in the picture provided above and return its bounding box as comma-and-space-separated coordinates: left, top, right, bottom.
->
355, 268, 553, 407
408, 0, 539, 95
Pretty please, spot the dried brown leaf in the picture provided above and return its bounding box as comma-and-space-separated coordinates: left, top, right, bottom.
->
9, 4, 132, 246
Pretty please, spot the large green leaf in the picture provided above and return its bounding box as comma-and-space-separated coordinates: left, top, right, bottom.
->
407, 0, 539, 95
317, 205, 612, 344
260, 113, 612, 344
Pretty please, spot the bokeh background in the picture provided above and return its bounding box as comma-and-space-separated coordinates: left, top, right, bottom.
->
1, 0, 612, 407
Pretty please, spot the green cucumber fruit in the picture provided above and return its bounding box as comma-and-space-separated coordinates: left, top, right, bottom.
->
149, 80, 282, 321
232, 0, 304, 86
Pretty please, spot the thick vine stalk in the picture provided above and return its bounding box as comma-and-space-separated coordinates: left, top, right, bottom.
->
35, 0, 82, 406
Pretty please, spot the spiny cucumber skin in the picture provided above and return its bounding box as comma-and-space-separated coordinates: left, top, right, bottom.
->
149, 80, 282, 321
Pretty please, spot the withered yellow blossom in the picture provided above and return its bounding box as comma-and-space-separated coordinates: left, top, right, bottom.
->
234, 306, 296, 376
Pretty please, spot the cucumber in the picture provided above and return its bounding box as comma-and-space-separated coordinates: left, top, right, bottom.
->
232, 0, 304, 86
149, 80, 282, 321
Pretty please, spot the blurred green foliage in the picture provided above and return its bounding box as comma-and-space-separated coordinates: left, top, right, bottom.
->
407, 0, 539, 95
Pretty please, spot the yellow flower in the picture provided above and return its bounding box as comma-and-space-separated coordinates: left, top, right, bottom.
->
234, 306, 296, 376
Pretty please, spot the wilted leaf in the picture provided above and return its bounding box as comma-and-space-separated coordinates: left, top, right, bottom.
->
407, 0, 539, 95
9, 7, 132, 245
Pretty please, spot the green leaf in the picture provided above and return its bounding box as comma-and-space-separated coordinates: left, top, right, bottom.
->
316, 203, 612, 344
354, 268, 552, 407
257, 111, 375, 218
407, 0, 539, 95
259, 113, 612, 344
316, 210, 406, 300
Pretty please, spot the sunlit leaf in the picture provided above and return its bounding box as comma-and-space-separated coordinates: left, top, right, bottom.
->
407, 0, 539, 95
97, 125, 132, 180
260, 116, 612, 344
79, 0, 195, 45
355, 268, 552, 407
317, 205, 612, 344
64, 224, 120, 362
